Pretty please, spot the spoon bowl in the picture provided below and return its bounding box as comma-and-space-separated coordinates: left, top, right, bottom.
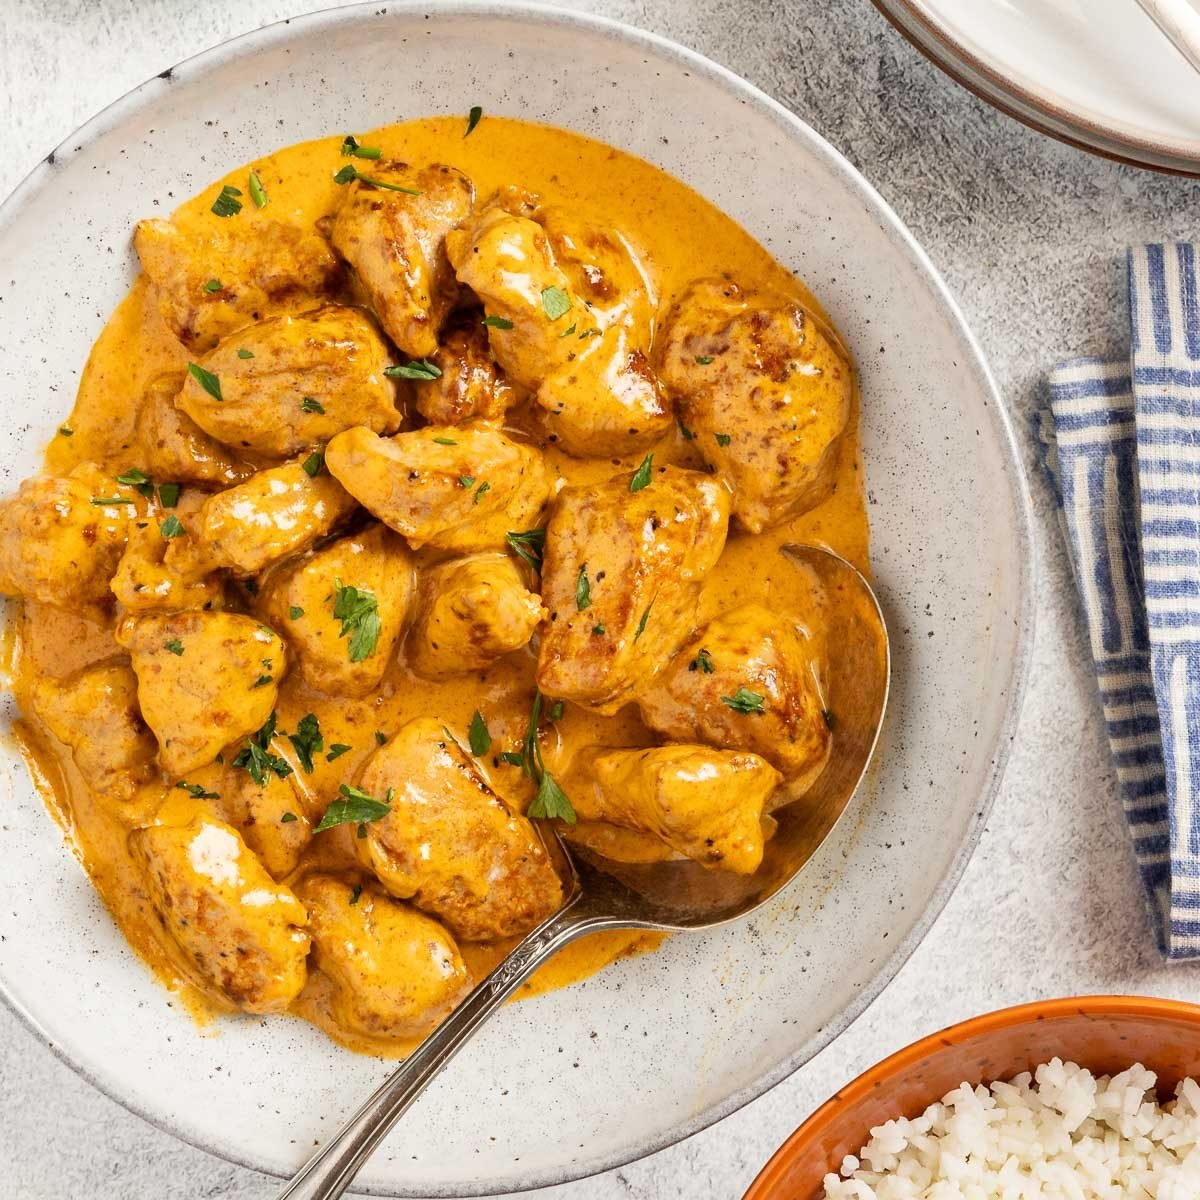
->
278, 544, 890, 1200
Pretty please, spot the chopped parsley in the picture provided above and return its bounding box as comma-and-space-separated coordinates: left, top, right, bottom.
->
541, 285, 571, 321
690, 648, 715, 674
458, 474, 476, 489
157, 482, 181, 508
465, 105, 483, 137
474, 481, 490, 504
548, 700, 565, 722
332, 579, 381, 662
374, 730, 388, 746
314, 783, 391, 832
210, 184, 243, 217
721, 686, 766, 715
159, 514, 185, 539
341, 135, 383, 160
677, 415, 695, 441
116, 468, 155, 499
349, 883, 363, 904
634, 598, 654, 641
468, 710, 491, 756
301, 450, 325, 477
252, 674, 274, 688
280, 811, 298, 824
498, 751, 525, 768
518, 692, 576, 824
58, 425, 73, 437
175, 781, 220, 800
385, 359, 442, 381
288, 605, 305, 620
248, 169, 268, 209
326, 743, 352, 762
575, 563, 592, 611
630, 453, 654, 492
559, 322, 577, 338
186, 362, 223, 402
715, 433, 732, 447
506, 528, 545, 573
333, 164, 419, 193
482, 314, 513, 330
591, 623, 606, 636
696, 355, 714, 365
288, 713, 324, 773
232, 712, 293, 787
300, 397, 325, 414
433, 436, 457, 446
203, 278, 223, 294
91, 496, 134, 506
164, 639, 184, 656
236, 348, 254, 360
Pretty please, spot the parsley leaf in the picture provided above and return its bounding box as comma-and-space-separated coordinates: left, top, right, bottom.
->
203, 278, 223, 294
474, 481, 490, 504
374, 730, 388, 746
528, 770, 575, 823
575, 563, 592, 611
159, 514, 186, 539
157, 482, 181, 508
237, 348, 254, 360
541, 285, 571, 321
482, 314, 513, 330
465, 105, 483, 137
186, 362, 222, 402
591, 623, 606, 636
630, 453, 653, 492
164, 639, 184, 656
301, 450, 325, 477
333, 164, 419, 193
288, 605, 304, 620
58, 425, 73, 437
326, 743, 352, 762
635, 598, 654, 641
468, 710, 491, 756
696, 355, 714, 365
314, 783, 391, 832
332, 579, 382, 662
385, 359, 442, 380
349, 883, 363, 904
288, 713, 324, 774
341, 135, 383, 160
280, 811, 298, 824
90, 496, 134, 506
211, 184, 243, 217
175, 780, 220, 800
721, 686, 766, 715
433, 436, 457, 446
232, 712, 293, 787
458, 474, 476, 489
300, 397, 325, 414
690, 648, 714, 673
506, 527, 545, 573
715, 433, 732, 447
116, 468, 155, 499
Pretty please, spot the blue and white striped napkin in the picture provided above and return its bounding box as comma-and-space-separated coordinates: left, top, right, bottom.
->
1041, 243, 1200, 960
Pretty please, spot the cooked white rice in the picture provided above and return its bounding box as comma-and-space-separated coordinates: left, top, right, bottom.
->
822, 1059, 1200, 1199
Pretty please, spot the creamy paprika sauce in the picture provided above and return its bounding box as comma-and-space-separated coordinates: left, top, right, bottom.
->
5, 116, 868, 1056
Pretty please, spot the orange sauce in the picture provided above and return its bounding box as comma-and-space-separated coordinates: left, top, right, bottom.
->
11, 116, 868, 1054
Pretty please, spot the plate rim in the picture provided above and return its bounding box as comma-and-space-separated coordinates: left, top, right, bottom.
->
0, 1, 1038, 1193
871, 0, 1200, 177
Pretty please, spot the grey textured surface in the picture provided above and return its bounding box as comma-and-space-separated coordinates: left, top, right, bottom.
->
2, 1, 1199, 1198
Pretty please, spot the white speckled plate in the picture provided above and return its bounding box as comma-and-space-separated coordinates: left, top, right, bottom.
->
874, 0, 1200, 174
0, 3, 1034, 1195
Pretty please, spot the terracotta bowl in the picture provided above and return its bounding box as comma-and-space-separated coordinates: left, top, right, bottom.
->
744, 996, 1200, 1200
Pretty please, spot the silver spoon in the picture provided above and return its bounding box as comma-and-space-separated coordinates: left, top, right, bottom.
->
276, 543, 890, 1200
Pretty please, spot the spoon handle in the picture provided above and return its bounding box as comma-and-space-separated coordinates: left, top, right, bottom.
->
274, 895, 600, 1200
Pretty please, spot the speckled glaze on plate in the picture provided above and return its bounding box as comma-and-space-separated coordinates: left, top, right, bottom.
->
0, 3, 1034, 1195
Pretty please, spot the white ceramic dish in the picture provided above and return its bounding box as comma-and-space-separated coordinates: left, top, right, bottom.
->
0, 3, 1034, 1195
874, 0, 1200, 175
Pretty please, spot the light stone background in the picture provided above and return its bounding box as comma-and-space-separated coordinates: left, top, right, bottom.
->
3, 0, 1200, 1197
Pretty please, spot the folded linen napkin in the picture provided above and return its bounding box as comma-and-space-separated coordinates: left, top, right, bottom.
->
1041, 243, 1200, 960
